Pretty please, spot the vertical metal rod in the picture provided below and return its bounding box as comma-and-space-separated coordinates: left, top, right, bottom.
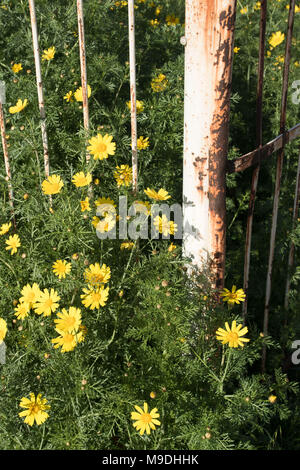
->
128, 0, 138, 194
28, 0, 50, 179
243, 0, 267, 321
182, 0, 237, 289
284, 147, 300, 313
77, 0, 90, 163
0, 102, 15, 224
262, 0, 296, 371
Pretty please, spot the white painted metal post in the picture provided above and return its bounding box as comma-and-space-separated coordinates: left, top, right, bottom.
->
28, 0, 50, 179
182, 0, 237, 289
77, 0, 90, 163
0, 102, 14, 214
128, 0, 138, 194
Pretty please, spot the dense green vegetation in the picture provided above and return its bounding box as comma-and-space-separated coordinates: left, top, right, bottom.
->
0, 0, 299, 450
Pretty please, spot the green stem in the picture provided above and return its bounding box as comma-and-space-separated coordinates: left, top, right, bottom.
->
191, 348, 222, 385
219, 349, 233, 394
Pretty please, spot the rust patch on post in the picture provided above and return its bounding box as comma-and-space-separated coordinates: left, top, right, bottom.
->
208, 1, 236, 289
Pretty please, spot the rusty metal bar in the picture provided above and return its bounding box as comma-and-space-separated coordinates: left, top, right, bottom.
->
128, 0, 138, 194
182, 0, 237, 289
77, 0, 90, 164
28, 0, 50, 179
284, 146, 300, 313
243, 0, 267, 320
0, 102, 15, 222
262, 0, 296, 371
227, 123, 300, 173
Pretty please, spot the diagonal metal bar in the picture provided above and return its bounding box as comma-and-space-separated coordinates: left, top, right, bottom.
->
262, 0, 296, 372
128, 0, 138, 195
28, 0, 50, 179
243, 0, 267, 321
77, 0, 90, 163
284, 146, 300, 314
226, 122, 300, 173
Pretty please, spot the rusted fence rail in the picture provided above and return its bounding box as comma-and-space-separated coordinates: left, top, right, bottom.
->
225, 0, 299, 370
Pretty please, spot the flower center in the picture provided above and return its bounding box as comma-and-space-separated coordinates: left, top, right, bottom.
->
227, 331, 239, 342
51, 183, 61, 192
31, 404, 40, 414
28, 292, 36, 302
64, 317, 76, 328
97, 143, 107, 153
92, 292, 101, 302
141, 413, 152, 424
44, 298, 53, 308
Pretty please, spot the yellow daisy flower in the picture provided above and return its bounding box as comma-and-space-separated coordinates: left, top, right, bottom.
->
216, 320, 250, 348
166, 14, 180, 25
84, 263, 111, 287
64, 91, 73, 102
9, 98, 28, 114
240, 6, 248, 14
114, 165, 132, 187
269, 31, 285, 49
150, 18, 160, 27
80, 286, 109, 310
92, 216, 100, 229
120, 241, 135, 250
87, 134, 116, 160
52, 259, 72, 279
80, 197, 91, 212
5, 234, 21, 254
220, 285, 246, 305
133, 200, 151, 216
51, 330, 83, 352
95, 214, 116, 233
234, 46, 240, 53
72, 171, 92, 188
127, 99, 144, 113
151, 73, 168, 92
74, 84, 91, 102
144, 188, 171, 201
42, 175, 64, 195
95, 197, 116, 217
168, 242, 177, 252
78, 324, 87, 343
154, 215, 177, 236
33, 288, 60, 317
19, 283, 41, 308
42, 46, 55, 61
0, 222, 12, 236
14, 302, 30, 321
0, 318, 7, 344
19, 393, 50, 426
268, 395, 277, 403
131, 402, 161, 435
54, 307, 82, 334
12, 63, 22, 73
137, 136, 149, 150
